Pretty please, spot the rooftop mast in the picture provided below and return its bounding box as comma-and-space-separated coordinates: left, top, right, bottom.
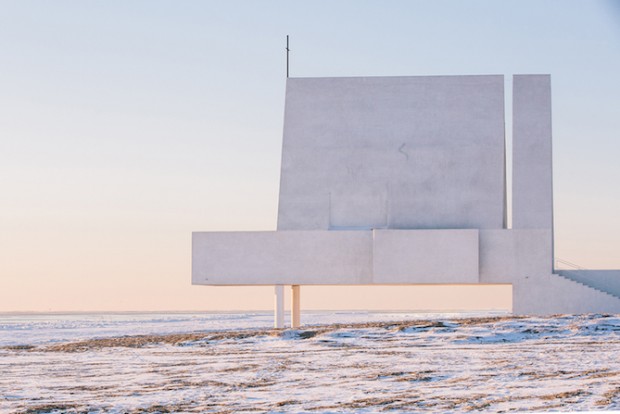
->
286, 35, 290, 78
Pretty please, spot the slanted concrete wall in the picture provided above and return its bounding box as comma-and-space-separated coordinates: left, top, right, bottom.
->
278, 76, 506, 231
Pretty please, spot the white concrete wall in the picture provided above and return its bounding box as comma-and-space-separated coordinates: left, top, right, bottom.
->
277, 76, 506, 231
479, 229, 620, 313
192, 231, 372, 285
193, 229, 480, 285
373, 230, 478, 283
479, 229, 553, 283
512, 75, 553, 231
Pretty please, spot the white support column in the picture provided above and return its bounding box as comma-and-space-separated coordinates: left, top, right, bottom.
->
291, 285, 300, 328
274, 285, 284, 329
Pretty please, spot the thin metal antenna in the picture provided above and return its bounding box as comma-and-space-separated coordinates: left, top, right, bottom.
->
286, 35, 290, 78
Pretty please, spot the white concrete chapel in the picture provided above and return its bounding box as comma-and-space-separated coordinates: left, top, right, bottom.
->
193, 75, 620, 327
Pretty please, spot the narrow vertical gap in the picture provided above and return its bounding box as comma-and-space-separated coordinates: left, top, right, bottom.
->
505, 76, 513, 229
550, 79, 555, 272
384, 183, 390, 229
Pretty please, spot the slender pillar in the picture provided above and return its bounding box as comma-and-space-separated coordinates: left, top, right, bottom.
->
274, 285, 284, 328
291, 285, 300, 328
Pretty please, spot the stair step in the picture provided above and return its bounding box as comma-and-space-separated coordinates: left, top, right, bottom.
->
555, 271, 620, 300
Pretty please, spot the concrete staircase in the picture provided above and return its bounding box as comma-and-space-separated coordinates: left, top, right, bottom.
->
511, 270, 620, 315
556, 269, 620, 300
517, 272, 620, 314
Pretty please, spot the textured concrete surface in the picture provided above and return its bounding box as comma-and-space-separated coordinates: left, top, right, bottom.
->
277, 76, 506, 231
479, 229, 553, 283
192, 231, 372, 285
372, 229, 479, 283
512, 75, 553, 231
193, 229, 479, 285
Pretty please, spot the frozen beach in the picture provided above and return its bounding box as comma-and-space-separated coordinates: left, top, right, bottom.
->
1, 312, 620, 413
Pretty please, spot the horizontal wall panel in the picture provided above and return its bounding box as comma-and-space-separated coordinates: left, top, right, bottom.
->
478, 229, 552, 283
372, 229, 479, 283
194, 229, 480, 286
192, 231, 372, 285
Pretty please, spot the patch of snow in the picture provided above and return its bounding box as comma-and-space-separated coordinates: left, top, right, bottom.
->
1, 313, 620, 413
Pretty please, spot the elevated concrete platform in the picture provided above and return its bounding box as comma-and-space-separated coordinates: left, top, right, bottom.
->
192, 229, 479, 285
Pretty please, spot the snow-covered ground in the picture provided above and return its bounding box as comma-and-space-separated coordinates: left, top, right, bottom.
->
1, 312, 619, 413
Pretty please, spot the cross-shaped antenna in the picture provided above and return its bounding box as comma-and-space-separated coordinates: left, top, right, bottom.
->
286, 35, 290, 78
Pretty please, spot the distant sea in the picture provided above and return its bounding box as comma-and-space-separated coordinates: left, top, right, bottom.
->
0, 310, 503, 347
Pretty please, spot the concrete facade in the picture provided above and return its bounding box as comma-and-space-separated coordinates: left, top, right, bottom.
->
278, 76, 506, 231
192, 231, 372, 285
513, 75, 554, 231
372, 230, 478, 284
192, 74, 620, 318
193, 229, 479, 285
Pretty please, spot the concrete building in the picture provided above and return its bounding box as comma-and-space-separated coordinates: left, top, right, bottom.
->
193, 75, 620, 328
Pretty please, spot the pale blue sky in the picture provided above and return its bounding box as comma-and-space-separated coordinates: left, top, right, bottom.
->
1, 1, 619, 311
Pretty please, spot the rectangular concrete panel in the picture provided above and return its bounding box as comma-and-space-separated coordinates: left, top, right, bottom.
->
194, 229, 482, 285
329, 185, 388, 229
478, 229, 553, 283
512, 75, 553, 230
192, 231, 372, 285
277, 76, 506, 231
372, 229, 479, 283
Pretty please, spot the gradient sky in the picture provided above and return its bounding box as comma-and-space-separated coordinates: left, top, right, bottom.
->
1, 1, 619, 312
